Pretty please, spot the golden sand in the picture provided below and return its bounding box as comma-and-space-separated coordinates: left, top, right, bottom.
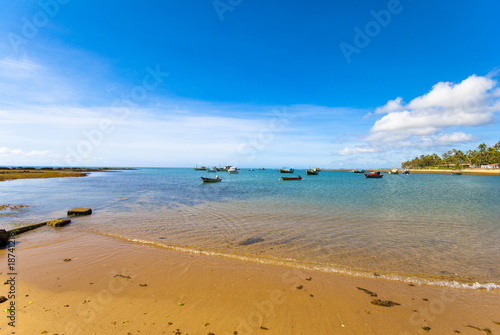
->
1, 228, 499, 335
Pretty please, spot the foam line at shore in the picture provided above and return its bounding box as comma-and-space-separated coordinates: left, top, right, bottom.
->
100, 232, 500, 291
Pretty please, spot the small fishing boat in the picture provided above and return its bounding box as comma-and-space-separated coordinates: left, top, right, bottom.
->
216, 165, 232, 171
450, 171, 462, 175
351, 169, 365, 173
227, 166, 240, 174
306, 168, 319, 175
402, 169, 410, 175
207, 166, 217, 172
281, 175, 302, 180
388, 168, 399, 174
194, 166, 207, 171
364, 172, 383, 178
279, 167, 294, 173
201, 176, 222, 183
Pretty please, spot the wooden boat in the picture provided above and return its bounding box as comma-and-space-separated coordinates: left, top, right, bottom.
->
402, 169, 410, 175
194, 166, 207, 171
279, 167, 294, 173
388, 168, 399, 174
450, 171, 462, 175
201, 176, 222, 183
351, 169, 365, 173
207, 166, 217, 172
306, 168, 319, 175
281, 175, 302, 180
364, 172, 383, 178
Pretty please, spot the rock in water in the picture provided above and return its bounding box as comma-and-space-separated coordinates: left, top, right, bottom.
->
47, 219, 72, 227
67, 208, 92, 216
0, 229, 8, 247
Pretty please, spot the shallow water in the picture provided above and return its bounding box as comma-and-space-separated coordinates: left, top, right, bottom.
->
1, 168, 499, 287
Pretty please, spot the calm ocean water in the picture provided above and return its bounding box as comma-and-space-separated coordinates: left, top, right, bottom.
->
1, 168, 499, 288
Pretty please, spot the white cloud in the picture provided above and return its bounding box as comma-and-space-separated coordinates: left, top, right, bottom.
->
0, 147, 52, 156
368, 74, 500, 144
338, 74, 500, 164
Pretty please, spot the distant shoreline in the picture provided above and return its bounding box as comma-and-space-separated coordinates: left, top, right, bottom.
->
326, 168, 500, 176
0, 167, 135, 182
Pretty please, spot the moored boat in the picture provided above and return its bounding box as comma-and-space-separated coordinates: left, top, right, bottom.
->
306, 168, 319, 175
227, 166, 240, 174
364, 172, 383, 178
450, 171, 462, 175
279, 167, 294, 173
194, 166, 207, 171
402, 169, 410, 175
281, 175, 302, 180
351, 169, 365, 173
388, 168, 399, 174
201, 176, 222, 183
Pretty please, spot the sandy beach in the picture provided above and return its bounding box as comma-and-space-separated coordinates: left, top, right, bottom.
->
329, 169, 500, 176
1, 227, 499, 335
403, 169, 500, 176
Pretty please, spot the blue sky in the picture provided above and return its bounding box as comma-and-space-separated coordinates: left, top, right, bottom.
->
0, 0, 499, 168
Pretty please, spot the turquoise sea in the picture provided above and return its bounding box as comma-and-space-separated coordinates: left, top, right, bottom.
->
1, 168, 499, 289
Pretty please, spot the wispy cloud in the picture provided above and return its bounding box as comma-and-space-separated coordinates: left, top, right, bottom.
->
0, 57, 78, 106
420, 132, 475, 147
338, 146, 379, 155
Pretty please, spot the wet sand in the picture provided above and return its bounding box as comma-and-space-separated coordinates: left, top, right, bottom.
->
1, 228, 499, 335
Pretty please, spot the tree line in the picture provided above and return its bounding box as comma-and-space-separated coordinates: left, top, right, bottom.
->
401, 141, 500, 169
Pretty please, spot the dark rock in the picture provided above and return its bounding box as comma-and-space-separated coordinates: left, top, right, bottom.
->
0, 229, 8, 247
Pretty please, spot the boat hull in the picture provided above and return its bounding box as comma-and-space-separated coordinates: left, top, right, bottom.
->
281, 176, 302, 180
201, 177, 222, 183
364, 173, 383, 178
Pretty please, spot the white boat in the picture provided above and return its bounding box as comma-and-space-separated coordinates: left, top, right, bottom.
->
227, 166, 239, 174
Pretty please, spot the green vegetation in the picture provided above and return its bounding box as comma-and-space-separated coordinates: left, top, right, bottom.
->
401, 141, 500, 169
